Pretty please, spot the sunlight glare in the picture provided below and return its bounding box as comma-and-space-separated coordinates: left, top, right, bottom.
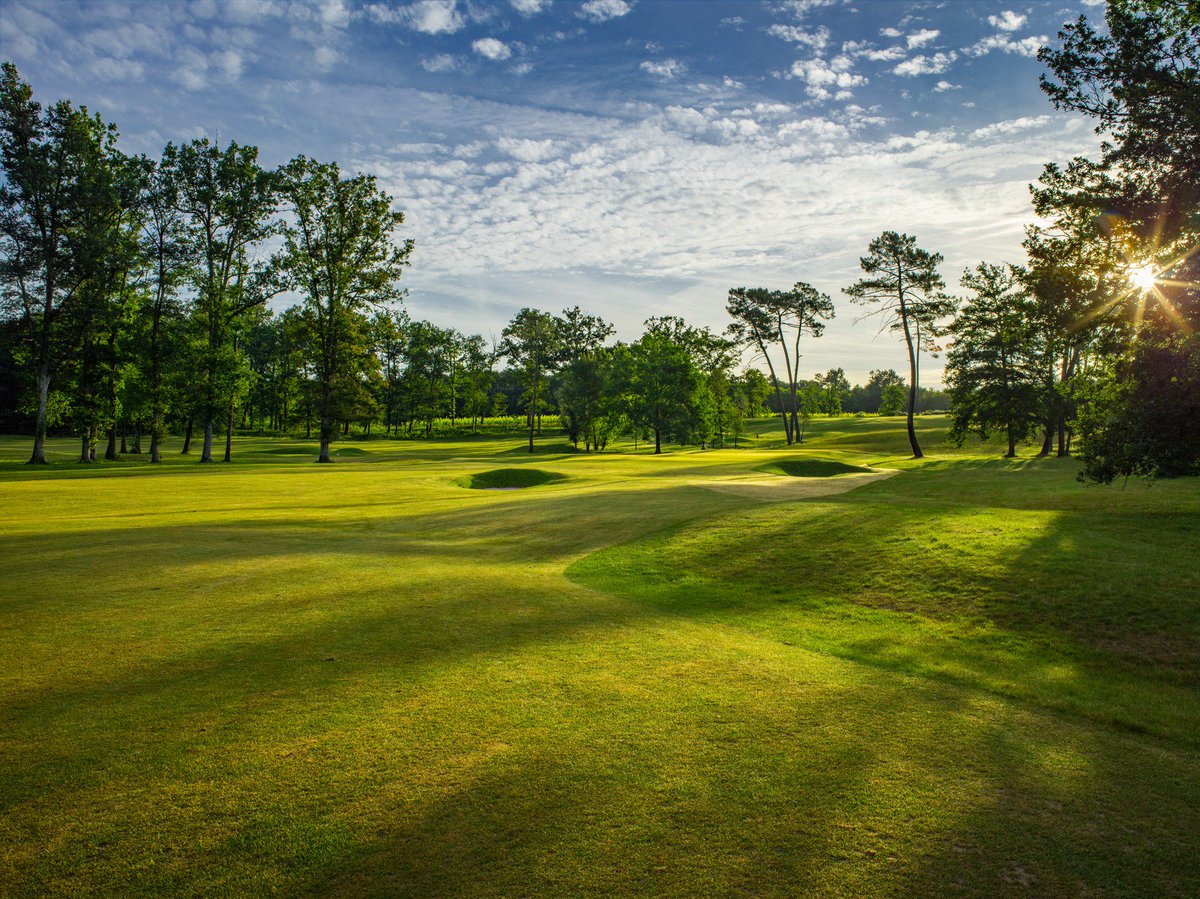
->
1129, 263, 1158, 292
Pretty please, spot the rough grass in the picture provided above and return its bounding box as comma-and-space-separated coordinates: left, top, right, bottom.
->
1, 415, 1198, 897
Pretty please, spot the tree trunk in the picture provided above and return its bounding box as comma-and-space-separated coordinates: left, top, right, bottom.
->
319, 383, 333, 463
528, 368, 538, 452
79, 435, 92, 464
654, 427, 662, 455
200, 420, 214, 463
105, 427, 119, 461
150, 431, 161, 464
132, 423, 142, 454
181, 416, 194, 454
900, 310, 923, 459
29, 366, 51, 464
119, 427, 128, 455
1006, 423, 1017, 458
223, 401, 234, 462
1038, 423, 1053, 457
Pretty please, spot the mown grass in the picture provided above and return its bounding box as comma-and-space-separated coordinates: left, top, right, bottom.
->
1, 415, 1197, 897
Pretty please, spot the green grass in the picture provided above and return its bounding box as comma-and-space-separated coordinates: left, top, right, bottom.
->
1, 416, 1198, 897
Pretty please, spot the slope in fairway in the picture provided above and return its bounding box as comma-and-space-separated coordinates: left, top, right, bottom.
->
1, 418, 1197, 897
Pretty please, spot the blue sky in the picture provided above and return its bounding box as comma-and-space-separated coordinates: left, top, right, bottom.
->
1, 0, 1108, 383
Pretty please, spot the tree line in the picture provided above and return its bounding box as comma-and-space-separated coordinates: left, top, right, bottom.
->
2, 0, 1195, 479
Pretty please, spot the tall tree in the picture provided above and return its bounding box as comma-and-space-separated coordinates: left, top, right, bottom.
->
844, 231, 954, 458
500, 308, 561, 452
620, 318, 707, 454
1037, 0, 1200, 480
0, 63, 111, 463
60, 141, 145, 462
774, 282, 835, 439
138, 146, 190, 462
818, 367, 850, 417
276, 155, 412, 462
172, 138, 277, 463
726, 287, 792, 442
946, 263, 1048, 457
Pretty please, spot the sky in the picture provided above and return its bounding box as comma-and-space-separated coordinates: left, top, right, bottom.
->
0, 0, 1111, 384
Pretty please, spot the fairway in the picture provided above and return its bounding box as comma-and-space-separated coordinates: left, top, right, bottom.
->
2, 416, 1198, 897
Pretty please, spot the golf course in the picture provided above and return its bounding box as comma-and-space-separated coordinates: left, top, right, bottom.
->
2, 414, 1197, 897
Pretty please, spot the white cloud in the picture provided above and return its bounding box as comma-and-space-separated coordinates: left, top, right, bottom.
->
578, 0, 631, 23
510, 0, 551, 14
720, 16, 745, 29
778, 0, 837, 17
966, 34, 1047, 58
640, 58, 684, 79
767, 24, 831, 52
862, 46, 905, 61
880, 27, 903, 38
933, 80, 960, 92
893, 51, 957, 76
971, 114, 1052, 139
421, 53, 462, 72
906, 28, 939, 49
496, 136, 563, 162
790, 55, 867, 100
511, 60, 534, 75
368, 0, 464, 34
473, 37, 512, 60
313, 45, 340, 71
987, 10, 1027, 31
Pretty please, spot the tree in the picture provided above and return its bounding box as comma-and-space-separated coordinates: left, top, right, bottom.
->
878, 382, 906, 416
500, 308, 561, 452
59, 141, 145, 463
0, 63, 112, 463
775, 283, 835, 439
844, 231, 954, 458
818, 367, 849, 416
138, 146, 190, 462
172, 138, 278, 463
946, 263, 1048, 457
276, 155, 412, 462
726, 283, 833, 443
1036, 0, 1200, 480
726, 287, 792, 442
618, 321, 706, 454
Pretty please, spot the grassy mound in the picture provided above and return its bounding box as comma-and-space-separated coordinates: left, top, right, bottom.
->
757, 457, 874, 478
458, 467, 566, 489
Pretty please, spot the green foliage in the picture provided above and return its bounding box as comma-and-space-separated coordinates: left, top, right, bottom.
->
276, 155, 412, 461
1075, 332, 1200, 481
946, 263, 1049, 457
844, 231, 954, 458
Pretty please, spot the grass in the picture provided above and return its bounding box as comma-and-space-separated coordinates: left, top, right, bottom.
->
1, 415, 1197, 897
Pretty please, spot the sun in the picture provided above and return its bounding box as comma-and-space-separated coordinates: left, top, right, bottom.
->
1129, 263, 1158, 292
